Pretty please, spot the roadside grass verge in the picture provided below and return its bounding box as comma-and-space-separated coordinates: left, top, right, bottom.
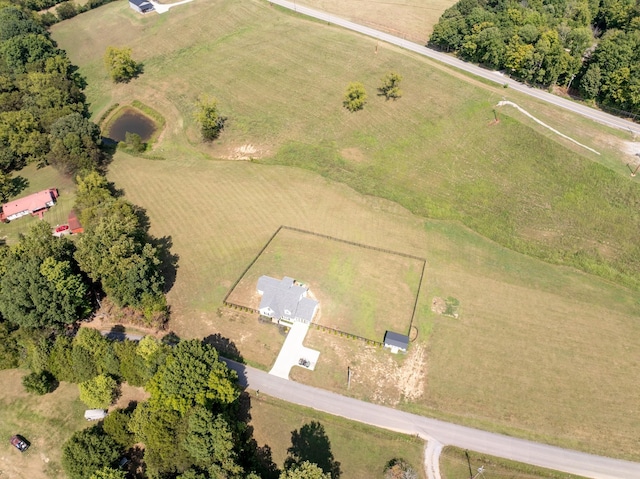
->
0, 369, 87, 479
226, 227, 423, 341
248, 392, 426, 478
440, 446, 589, 479
0, 164, 76, 244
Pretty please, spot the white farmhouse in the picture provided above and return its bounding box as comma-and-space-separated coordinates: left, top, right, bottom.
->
257, 276, 318, 325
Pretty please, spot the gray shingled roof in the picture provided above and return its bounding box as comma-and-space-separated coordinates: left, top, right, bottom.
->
257, 276, 318, 322
384, 331, 409, 349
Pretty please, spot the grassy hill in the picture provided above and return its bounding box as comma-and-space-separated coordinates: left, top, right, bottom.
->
50, 0, 640, 460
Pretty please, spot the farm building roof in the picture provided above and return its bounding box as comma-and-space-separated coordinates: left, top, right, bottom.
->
68, 210, 83, 233
1, 189, 58, 218
384, 331, 409, 349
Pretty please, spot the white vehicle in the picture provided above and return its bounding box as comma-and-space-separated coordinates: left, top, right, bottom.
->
84, 409, 107, 421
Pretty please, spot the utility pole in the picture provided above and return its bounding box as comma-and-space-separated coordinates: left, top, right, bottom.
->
347, 366, 352, 389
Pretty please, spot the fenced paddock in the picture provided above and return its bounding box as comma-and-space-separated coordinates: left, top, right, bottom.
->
225, 226, 425, 342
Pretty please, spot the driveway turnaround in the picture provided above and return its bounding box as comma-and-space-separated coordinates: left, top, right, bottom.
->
268, 322, 320, 379
223, 359, 640, 479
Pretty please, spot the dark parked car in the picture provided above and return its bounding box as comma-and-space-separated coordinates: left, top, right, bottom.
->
10, 435, 29, 452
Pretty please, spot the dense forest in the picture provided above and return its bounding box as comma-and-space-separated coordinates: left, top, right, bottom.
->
429, 0, 640, 115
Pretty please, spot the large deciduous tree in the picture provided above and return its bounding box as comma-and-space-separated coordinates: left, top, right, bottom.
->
79, 373, 119, 408
103, 46, 140, 83
62, 426, 122, 479
280, 461, 331, 479
0, 222, 91, 329
343, 82, 367, 112
378, 72, 403, 100
146, 340, 239, 415
194, 95, 224, 141
48, 112, 102, 176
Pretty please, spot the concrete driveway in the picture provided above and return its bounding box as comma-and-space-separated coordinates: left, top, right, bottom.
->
269, 322, 320, 379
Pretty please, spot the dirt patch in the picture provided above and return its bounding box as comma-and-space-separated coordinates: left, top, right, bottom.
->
340, 147, 368, 163
431, 297, 447, 314
622, 141, 640, 156
227, 144, 265, 160
298, 331, 427, 406
112, 384, 150, 411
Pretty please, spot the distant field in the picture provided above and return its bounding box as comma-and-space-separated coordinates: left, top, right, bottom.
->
226, 227, 423, 340
248, 393, 426, 478
0, 164, 76, 244
51, 0, 640, 461
0, 370, 87, 479
440, 447, 588, 479
296, 0, 456, 42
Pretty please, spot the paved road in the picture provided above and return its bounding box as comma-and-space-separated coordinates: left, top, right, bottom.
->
224, 360, 640, 479
270, 0, 640, 136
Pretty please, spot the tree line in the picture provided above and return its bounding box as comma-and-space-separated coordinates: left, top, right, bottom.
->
429, 0, 640, 115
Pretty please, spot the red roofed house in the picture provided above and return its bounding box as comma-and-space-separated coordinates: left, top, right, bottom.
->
0, 188, 58, 222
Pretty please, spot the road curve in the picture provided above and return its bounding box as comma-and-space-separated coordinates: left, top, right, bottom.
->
269, 0, 640, 136
224, 360, 640, 479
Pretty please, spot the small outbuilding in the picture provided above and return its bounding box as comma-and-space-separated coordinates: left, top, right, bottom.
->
68, 209, 84, 234
129, 0, 154, 14
384, 331, 409, 354
84, 409, 107, 421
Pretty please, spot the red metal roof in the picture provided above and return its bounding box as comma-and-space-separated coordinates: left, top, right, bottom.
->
2, 189, 57, 217
68, 209, 83, 233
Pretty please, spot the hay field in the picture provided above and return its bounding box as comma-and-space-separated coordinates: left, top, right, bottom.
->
51, 0, 640, 460
226, 227, 423, 340
295, 0, 456, 42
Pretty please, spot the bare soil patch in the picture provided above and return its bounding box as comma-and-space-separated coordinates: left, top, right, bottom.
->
290, 329, 427, 406
340, 147, 368, 163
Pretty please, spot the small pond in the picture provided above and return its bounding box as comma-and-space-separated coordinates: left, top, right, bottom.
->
107, 108, 157, 142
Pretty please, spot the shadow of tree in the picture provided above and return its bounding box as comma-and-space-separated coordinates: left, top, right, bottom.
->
204, 333, 244, 363
284, 421, 341, 478
9, 175, 28, 198
152, 235, 179, 294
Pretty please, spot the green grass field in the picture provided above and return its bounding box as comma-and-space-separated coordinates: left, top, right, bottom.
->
226, 227, 423, 340
49, 0, 640, 461
248, 393, 426, 478
440, 447, 588, 479
0, 370, 87, 479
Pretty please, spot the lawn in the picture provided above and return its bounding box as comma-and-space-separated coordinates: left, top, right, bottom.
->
49, 0, 640, 461
0, 369, 87, 479
0, 164, 77, 244
440, 447, 589, 479
248, 392, 426, 478
226, 227, 423, 340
